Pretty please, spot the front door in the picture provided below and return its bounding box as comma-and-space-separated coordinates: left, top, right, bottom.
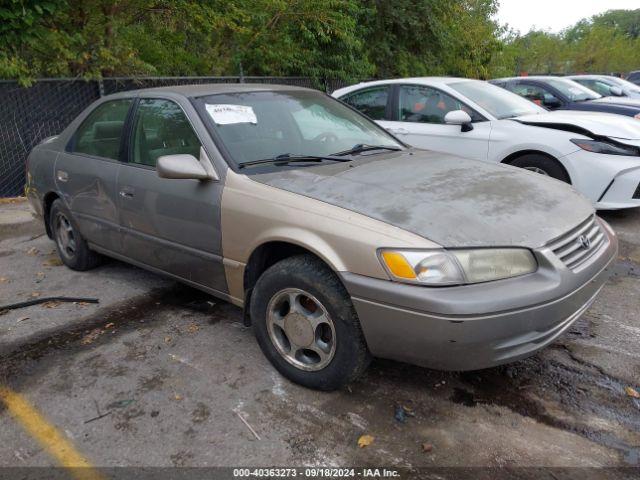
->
381, 84, 491, 162
117, 98, 226, 292
55, 98, 133, 252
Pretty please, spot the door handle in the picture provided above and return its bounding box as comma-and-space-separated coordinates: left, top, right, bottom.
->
56, 170, 69, 182
119, 189, 135, 198
388, 127, 409, 135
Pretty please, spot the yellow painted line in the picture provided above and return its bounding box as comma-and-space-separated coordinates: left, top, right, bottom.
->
0, 385, 106, 480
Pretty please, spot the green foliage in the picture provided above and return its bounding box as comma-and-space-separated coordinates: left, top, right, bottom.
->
506, 9, 640, 75
592, 9, 640, 39
2, 2, 639, 84
0, 0, 62, 82
0, 0, 375, 83
0, 0, 504, 83
360, 0, 502, 79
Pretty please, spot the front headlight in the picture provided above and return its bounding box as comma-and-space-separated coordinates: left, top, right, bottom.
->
379, 248, 537, 286
570, 138, 638, 156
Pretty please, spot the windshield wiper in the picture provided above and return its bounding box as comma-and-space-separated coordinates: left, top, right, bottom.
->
331, 144, 402, 156
238, 153, 351, 169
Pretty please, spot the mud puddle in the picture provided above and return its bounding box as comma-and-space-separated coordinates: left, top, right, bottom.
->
0, 284, 222, 382
454, 351, 640, 464
610, 260, 640, 280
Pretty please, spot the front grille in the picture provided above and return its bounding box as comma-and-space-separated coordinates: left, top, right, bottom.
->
547, 215, 606, 270
633, 182, 640, 199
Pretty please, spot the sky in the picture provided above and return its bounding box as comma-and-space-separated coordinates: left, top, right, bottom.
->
496, 0, 640, 33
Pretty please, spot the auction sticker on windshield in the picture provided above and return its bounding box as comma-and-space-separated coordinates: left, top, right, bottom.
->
206, 104, 257, 125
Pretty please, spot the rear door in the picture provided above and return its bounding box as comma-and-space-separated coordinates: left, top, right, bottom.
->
55, 98, 133, 252
383, 84, 491, 161
116, 96, 226, 292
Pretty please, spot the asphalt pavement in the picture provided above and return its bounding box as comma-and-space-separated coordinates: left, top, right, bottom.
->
0, 198, 638, 476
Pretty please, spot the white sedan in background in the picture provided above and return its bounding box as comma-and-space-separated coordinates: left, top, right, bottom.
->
568, 74, 640, 100
333, 78, 640, 210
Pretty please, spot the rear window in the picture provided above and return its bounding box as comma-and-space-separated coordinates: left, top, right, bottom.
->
340, 86, 389, 120
71, 99, 132, 160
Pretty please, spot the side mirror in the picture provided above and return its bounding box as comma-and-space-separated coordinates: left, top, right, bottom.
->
157, 154, 212, 180
610, 86, 624, 97
444, 110, 474, 132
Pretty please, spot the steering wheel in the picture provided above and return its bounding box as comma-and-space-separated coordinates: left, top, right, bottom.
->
312, 132, 339, 143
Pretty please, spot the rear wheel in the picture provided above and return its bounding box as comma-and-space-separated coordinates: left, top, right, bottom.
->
250, 254, 371, 391
510, 154, 570, 183
50, 199, 101, 271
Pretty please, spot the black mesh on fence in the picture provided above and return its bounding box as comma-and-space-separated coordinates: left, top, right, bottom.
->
0, 80, 100, 197
0, 76, 347, 197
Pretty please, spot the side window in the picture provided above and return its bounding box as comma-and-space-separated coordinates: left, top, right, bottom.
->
73, 99, 132, 160
341, 86, 389, 120
589, 80, 615, 96
131, 99, 202, 167
398, 85, 481, 124
511, 83, 560, 107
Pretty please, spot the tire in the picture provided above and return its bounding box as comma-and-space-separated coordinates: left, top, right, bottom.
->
250, 254, 371, 391
510, 154, 570, 183
49, 199, 101, 271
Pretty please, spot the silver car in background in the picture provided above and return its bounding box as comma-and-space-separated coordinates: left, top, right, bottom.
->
26, 84, 617, 390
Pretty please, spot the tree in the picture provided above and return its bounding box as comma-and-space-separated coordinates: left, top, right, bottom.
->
571, 25, 640, 74
6, 1, 638, 84
502, 8, 640, 76
359, 0, 502, 79
592, 9, 640, 39
0, 0, 373, 84
0, 0, 62, 80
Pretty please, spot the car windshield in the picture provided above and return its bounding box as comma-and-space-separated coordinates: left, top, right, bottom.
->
545, 78, 601, 101
449, 81, 545, 119
608, 76, 640, 93
194, 90, 402, 167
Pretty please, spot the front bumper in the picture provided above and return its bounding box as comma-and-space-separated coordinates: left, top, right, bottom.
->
339, 219, 618, 371
563, 149, 640, 210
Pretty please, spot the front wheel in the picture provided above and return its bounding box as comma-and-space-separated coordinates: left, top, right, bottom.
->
250, 255, 371, 391
510, 154, 570, 183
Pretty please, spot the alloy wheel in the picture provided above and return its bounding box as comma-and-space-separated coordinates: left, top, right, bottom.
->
266, 288, 336, 371
55, 213, 77, 258
523, 166, 550, 176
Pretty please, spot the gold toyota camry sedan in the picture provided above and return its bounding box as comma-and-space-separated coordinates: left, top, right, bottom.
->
25, 84, 617, 390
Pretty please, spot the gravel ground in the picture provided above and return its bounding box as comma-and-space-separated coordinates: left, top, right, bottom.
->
0, 200, 638, 476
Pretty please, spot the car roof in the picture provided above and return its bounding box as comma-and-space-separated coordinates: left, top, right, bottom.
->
568, 74, 620, 82
332, 77, 482, 97
341, 77, 475, 87
492, 76, 572, 82
567, 75, 606, 80
104, 83, 315, 99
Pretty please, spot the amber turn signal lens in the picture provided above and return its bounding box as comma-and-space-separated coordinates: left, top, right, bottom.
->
380, 251, 416, 279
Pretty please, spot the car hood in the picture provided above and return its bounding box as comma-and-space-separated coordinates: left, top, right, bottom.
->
591, 96, 640, 108
250, 150, 593, 248
514, 111, 640, 141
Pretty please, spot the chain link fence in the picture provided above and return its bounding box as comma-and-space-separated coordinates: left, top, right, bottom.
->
0, 76, 350, 197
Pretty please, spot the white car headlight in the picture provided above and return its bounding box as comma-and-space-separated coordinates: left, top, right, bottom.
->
379, 248, 537, 286
570, 138, 638, 156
